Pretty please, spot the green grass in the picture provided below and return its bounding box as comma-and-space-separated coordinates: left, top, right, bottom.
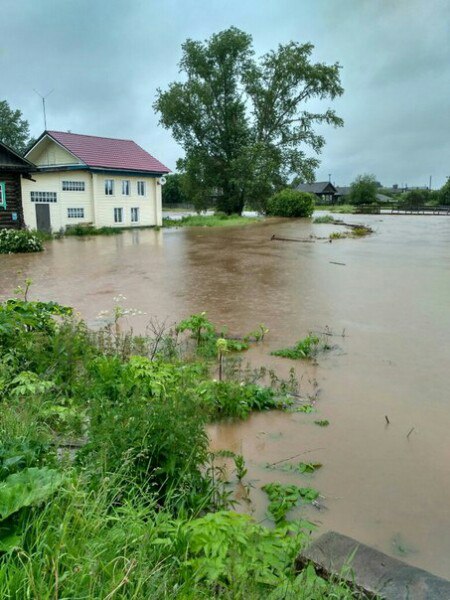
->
271, 334, 331, 360
0, 297, 357, 598
64, 224, 122, 236
163, 214, 260, 228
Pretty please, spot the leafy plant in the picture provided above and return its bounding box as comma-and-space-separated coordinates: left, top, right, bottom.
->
266, 189, 315, 218
263, 482, 319, 524
271, 334, 330, 360
314, 420, 329, 427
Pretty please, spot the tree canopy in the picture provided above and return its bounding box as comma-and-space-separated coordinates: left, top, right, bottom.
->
154, 27, 343, 214
0, 100, 33, 155
439, 178, 450, 205
349, 174, 378, 205
162, 173, 189, 206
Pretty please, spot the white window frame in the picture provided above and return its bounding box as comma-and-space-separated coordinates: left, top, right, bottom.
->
114, 207, 124, 223
137, 181, 146, 196
130, 207, 140, 223
122, 180, 130, 196
62, 181, 86, 191
67, 208, 85, 219
0, 182, 5, 209
105, 179, 115, 195
30, 191, 57, 203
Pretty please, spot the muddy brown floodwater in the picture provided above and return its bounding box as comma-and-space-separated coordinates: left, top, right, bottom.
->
1, 214, 450, 578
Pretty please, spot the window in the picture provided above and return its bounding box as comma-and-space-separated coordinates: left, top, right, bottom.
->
122, 180, 130, 195
62, 181, 85, 191
131, 207, 139, 223
67, 208, 85, 218
30, 191, 57, 203
137, 181, 146, 196
114, 208, 123, 223
0, 182, 5, 209
105, 179, 114, 195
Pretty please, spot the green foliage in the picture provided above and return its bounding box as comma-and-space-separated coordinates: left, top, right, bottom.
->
162, 173, 189, 205
0, 297, 354, 597
176, 311, 216, 346
270, 462, 323, 474
266, 189, 315, 218
163, 214, 259, 228
263, 482, 319, 524
349, 174, 378, 205
313, 214, 335, 223
155, 27, 343, 214
0, 100, 33, 154
439, 179, 450, 205
271, 334, 328, 359
196, 380, 287, 420
314, 420, 330, 427
64, 224, 122, 236
0, 229, 43, 254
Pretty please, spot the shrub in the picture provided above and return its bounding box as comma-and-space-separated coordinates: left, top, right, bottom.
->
266, 189, 315, 218
0, 229, 43, 254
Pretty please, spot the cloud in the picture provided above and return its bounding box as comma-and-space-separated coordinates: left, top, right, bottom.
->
2, 0, 449, 187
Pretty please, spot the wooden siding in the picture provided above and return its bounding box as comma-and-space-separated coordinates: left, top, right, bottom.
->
0, 171, 25, 229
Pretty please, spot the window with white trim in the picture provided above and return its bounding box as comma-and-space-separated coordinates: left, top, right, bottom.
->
30, 191, 57, 203
114, 208, 123, 223
0, 182, 6, 209
62, 181, 86, 191
122, 180, 130, 195
137, 181, 146, 196
105, 179, 114, 195
67, 208, 85, 218
131, 207, 139, 223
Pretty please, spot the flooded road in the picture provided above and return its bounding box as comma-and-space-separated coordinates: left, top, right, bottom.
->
1, 214, 450, 578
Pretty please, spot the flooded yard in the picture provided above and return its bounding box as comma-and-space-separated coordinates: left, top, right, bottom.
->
1, 214, 450, 578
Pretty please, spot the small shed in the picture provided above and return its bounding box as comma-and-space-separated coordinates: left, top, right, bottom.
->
0, 141, 34, 229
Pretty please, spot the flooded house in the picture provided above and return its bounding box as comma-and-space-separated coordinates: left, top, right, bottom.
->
296, 181, 338, 204
21, 131, 170, 232
0, 140, 34, 229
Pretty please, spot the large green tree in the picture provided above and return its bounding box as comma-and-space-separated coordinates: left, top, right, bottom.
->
439, 178, 450, 205
154, 28, 343, 214
349, 174, 378, 205
0, 100, 33, 155
162, 173, 189, 206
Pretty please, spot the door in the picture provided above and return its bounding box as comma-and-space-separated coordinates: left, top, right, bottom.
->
35, 204, 51, 233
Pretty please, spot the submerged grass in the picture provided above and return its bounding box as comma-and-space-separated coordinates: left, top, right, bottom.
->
163, 214, 260, 228
271, 334, 331, 360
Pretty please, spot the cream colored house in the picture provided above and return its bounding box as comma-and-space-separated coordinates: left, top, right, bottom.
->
23, 131, 170, 232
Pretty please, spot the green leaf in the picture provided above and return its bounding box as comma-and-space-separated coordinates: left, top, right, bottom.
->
0, 467, 64, 521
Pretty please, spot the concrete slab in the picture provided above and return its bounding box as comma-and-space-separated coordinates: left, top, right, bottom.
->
296, 531, 450, 599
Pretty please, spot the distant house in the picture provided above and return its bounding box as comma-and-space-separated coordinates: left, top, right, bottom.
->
22, 131, 170, 232
0, 141, 34, 229
296, 181, 337, 204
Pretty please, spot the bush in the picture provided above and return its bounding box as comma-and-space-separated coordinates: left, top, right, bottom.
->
266, 189, 315, 218
0, 229, 43, 254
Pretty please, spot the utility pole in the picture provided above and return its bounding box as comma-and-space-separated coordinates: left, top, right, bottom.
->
328, 173, 331, 183
429, 175, 432, 190
33, 89, 54, 130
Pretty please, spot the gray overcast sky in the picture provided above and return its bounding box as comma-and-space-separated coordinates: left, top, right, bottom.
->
2, 0, 449, 187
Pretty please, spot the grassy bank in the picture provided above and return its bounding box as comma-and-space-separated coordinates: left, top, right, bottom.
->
163, 214, 261, 228
0, 296, 357, 598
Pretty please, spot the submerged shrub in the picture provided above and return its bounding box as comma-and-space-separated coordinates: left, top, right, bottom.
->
0, 229, 43, 254
266, 189, 315, 218
271, 334, 329, 360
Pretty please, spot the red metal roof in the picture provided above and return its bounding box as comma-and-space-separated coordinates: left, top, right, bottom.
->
46, 131, 170, 173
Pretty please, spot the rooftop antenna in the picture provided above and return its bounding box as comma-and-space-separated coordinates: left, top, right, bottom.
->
33, 89, 54, 130
328, 173, 331, 183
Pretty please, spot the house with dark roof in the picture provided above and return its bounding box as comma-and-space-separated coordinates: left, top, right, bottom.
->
296, 181, 337, 203
22, 131, 170, 232
0, 140, 34, 229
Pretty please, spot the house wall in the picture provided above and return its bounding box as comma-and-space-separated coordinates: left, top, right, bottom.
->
22, 171, 94, 231
91, 173, 161, 228
27, 137, 82, 167
0, 171, 25, 229
22, 170, 162, 231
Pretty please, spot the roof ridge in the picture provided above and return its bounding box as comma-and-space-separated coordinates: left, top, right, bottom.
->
48, 130, 133, 143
